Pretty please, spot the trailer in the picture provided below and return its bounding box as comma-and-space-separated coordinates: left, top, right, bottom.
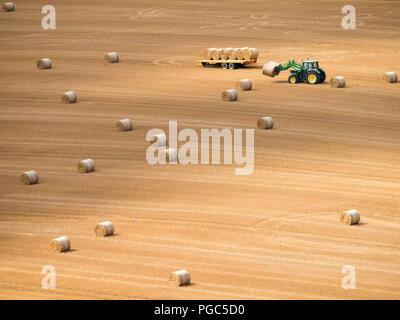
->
196, 56, 257, 69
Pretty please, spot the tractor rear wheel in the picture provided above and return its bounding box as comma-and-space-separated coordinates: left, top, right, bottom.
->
228, 63, 236, 70
319, 70, 326, 83
221, 63, 228, 69
306, 71, 320, 84
288, 74, 299, 84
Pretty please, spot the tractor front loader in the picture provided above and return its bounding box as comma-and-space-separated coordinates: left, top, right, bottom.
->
263, 60, 326, 84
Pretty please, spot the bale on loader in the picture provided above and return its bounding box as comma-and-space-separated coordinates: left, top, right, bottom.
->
236, 79, 252, 91
330, 76, 346, 88
383, 72, 398, 83
340, 209, 360, 225
262, 62, 280, 77
257, 117, 274, 130
221, 89, 238, 102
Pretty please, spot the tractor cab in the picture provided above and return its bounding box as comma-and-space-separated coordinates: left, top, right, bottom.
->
302, 60, 319, 70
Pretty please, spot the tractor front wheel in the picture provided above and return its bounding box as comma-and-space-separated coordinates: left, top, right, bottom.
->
306, 71, 320, 84
288, 74, 299, 84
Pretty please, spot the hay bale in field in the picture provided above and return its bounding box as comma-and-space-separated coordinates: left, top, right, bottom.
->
21, 170, 39, 185
104, 52, 119, 63
50, 236, 70, 253
340, 209, 360, 225
230, 48, 240, 60
236, 47, 248, 60
150, 133, 167, 147
383, 72, 398, 83
221, 48, 233, 60
61, 91, 77, 104
236, 78, 252, 91
330, 76, 346, 88
78, 159, 95, 173
116, 118, 133, 131
243, 48, 259, 61
36, 58, 52, 70
94, 221, 114, 237
204, 48, 216, 60
169, 270, 191, 287
262, 61, 280, 77
221, 89, 238, 102
257, 117, 274, 130
211, 48, 223, 60
2, 2, 14, 11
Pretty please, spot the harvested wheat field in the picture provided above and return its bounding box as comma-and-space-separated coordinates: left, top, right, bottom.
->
0, 0, 400, 300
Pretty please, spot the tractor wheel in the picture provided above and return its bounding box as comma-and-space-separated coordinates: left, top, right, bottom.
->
221, 63, 228, 69
306, 71, 320, 84
288, 74, 299, 84
228, 63, 236, 70
319, 70, 326, 83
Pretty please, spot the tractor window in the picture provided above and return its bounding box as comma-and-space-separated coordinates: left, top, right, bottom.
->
313, 62, 318, 68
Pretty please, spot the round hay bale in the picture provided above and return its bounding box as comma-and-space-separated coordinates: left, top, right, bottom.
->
221, 89, 238, 102
78, 159, 95, 173
236, 47, 248, 60
169, 270, 191, 287
94, 221, 114, 237
36, 58, 52, 70
104, 52, 119, 63
116, 118, 133, 131
221, 48, 233, 60
61, 91, 77, 104
383, 72, 398, 83
2, 2, 15, 11
262, 61, 280, 77
230, 48, 240, 60
211, 48, 223, 60
236, 78, 252, 91
50, 236, 70, 253
205, 48, 217, 60
243, 48, 259, 61
257, 117, 274, 130
340, 209, 360, 225
150, 133, 167, 147
21, 170, 39, 185
330, 76, 346, 88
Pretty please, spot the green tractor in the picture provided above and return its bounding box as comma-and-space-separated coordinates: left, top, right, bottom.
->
264, 60, 326, 84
